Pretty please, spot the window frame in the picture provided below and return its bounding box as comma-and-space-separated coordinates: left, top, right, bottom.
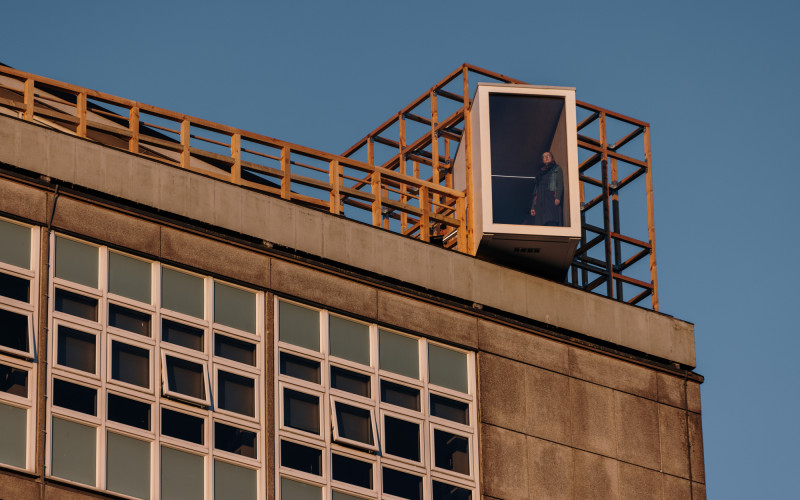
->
106, 334, 154, 394
329, 395, 379, 453
160, 350, 212, 407
0, 302, 35, 360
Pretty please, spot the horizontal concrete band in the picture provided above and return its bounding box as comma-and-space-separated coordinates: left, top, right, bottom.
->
0, 114, 695, 367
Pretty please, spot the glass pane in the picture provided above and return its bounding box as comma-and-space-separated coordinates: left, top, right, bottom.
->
281, 477, 321, 500
57, 326, 95, 373
433, 481, 472, 500
278, 301, 319, 351
381, 381, 420, 411
215, 422, 257, 459
218, 371, 255, 417
214, 282, 256, 333
215, 334, 256, 366
332, 492, 366, 500
0, 363, 28, 397
281, 440, 321, 475
0, 272, 29, 302
109, 304, 151, 336
164, 355, 206, 401
283, 388, 319, 435
161, 268, 204, 318
329, 316, 369, 365
332, 454, 372, 488
162, 319, 204, 351
107, 432, 150, 500
0, 220, 30, 269
215, 460, 257, 500
334, 403, 373, 445
51, 417, 95, 485
108, 394, 150, 430
331, 367, 370, 397
279, 352, 320, 383
161, 446, 204, 500
109, 252, 151, 303
54, 288, 98, 321
430, 395, 469, 425
0, 403, 26, 468
379, 330, 418, 379
53, 379, 96, 415
0, 309, 29, 354
161, 408, 204, 444
434, 429, 470, 475
55, 236, 97, 288
382, 467, 422, 500
111, 341, 149, 388
428, 345, 468, 393
384, 416, 420, 461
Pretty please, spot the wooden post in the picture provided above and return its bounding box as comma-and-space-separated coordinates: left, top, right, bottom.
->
180, 119, 191, 169
371, 170, 382, 227
644, 126, 659, 311
281, 146, 291, 200
76, 92, 87, 137
420, 186, 430, 242
400, 183, 408, 233
399, 115, 406, 175
599, 113, 614, 299
329, 160, 341, 215
23, 78, 34, 120
231, 133, 242, 184
129, 107, 140, 154
462, 67, 475, 254
430, 91, 440, 203
444, 138, 452, 189
456, 196, 467, 252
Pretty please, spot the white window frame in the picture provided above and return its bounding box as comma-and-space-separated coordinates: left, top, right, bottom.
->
106, 298, 157, 341
279, 382, 325, 440
428, 423, 476, 482
53, 319, 101, 379
329, 395, 379, 453
0, 302, 35, 359
106, 335, 154, 393
214, 365, 259, 421
160, 350, 211, 407
278, 435, 327, 484
329, 446, 378, 497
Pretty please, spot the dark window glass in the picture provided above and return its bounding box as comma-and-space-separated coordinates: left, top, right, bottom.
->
111, 341, 149, 388
380, 380, 420, 411
283, 389, 320, 435
215, 334, 256, 366
281, 440, 321, 475
333, 403, 373, 446
384, 416, 420, 461
280, 352, 320, 383
215, 422, 257, 459
54, 289, 98, 321
218, 371, 255, 417
53, 379, 97, 415
432, 481, 472, 500
107, 393, 151, 430
164, 355, 206, 401
331, 367, 370, 397
109, 304, 151, 337
162, 408, 204, 444
162, 319, 204, 351
0, 273, 29, 302
0, 309, 29, 353
434, 429, 470, 475
332, 454, 372, 488
0, 363, 28, 397
430, 394, 469, 424
383, 467, 422, 500
57, 326, 96, 373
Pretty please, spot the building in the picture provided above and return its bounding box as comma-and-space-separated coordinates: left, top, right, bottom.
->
0, 64, 704, 499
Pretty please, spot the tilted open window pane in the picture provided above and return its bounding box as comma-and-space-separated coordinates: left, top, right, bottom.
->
281, 440, 321, 475
161, 268, 204, 318
107, 431, 150, 500
383, 467, 422, 500
162, 408, 204, 445
430, 394, 469, 425
161, 446, 204, 500
283, 388, 320, 435
163, 355, 208, 404
0, 363, 28, 397
280, 352, 320, 383
55, 237, 97, 288
433, 481, 472, 500
384, 416, 420, 461
281, 477, 322, 500
108, 252, 151, 304
434, 429, 470, 475
0, 220, 30, 269
0, 403, 27, 468
111, 341, 149, 388
53, 379, 96, 416
54, 288, 98, 321
331, 400, 376, 450
108, 393, 150, 430
428, 345, 468, 393
215, 422, 257, 459
331, 366, 370, 397
278, 301, 320, 351
214, 460, 257, 500
214, 282, 256, 334
57, 326, 96, 374
0, 308, 31, 356
379, 330, 418, 379
329, 315, 370, 365
51, 417, 95, 486
380, 380, 420, 411
332, 454, 372, 489
162, 319, 204, 351
0, 272, 29, 302
215, 334, 256, 366
109, 304, 151, 337
218, 371, 255, 417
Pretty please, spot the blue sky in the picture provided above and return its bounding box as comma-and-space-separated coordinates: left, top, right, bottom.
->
3, 1, 799, 497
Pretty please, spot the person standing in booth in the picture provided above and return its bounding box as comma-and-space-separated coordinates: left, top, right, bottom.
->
529, 151, 564, 226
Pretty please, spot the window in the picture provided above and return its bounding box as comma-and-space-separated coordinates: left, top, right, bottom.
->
276, 298, 477, 499
46, 235, 265, 498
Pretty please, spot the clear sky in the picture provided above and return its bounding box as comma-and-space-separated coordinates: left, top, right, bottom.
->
3, 1, 799, 497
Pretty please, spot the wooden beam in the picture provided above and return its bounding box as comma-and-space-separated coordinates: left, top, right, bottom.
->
281, 146, 291, 200
23, 78, 34, 120
329, 159, 341, 215
129, 107, 140, 154
231, 133, 241, 184
76, 92, 87, 137
180, 119, 191, 168
645, 126, 659, 311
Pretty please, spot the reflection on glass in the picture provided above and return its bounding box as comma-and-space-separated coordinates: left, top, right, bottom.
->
161, 268, 204, 318
161, 446, 204, 500
283, 389, 320, 435
111, 341, 149, 388
107, 432, 150, 500
57, 326, 96, 373
108, 252, 151, 303
215, 422, 257, 458
279, 301, 319, 351
214, 282, 256, 334
54, 289, 98, 321
281, 477, 321, 500
0, 220, 30, 269
214, 460, 257, 500
281, 440, 321, 475
55, 237, 98, 288
379, 330, 418, 379
0, 403, 27, 468
432, 481, 472, 500
218, 371, 255, 417
280, 352, 320, 383
109, 304, 151, 336
430, 394, 469, 425
333, 402, 373, 446
51, 417, 95, 486
434, 429, 470, 475
331, 367, 370, 397
162, 319, 204, 351
329, 315, 369, 365
381, 380, 420, 411
215, 334, 256, 366
164, 355, 206, 401
428, 344, 468, 393
0, 364, 27, 397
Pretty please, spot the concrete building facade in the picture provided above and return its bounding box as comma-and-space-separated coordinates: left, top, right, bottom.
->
0, 81, 703, 499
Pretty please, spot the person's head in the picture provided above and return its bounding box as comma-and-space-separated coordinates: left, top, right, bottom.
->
541, 151, 554, 164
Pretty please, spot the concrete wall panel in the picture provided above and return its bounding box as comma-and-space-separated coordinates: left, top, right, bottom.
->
662, 474, 692, 500
0, 470, 40, 499
614, 392, 660, 470
377, 291, 478, 348
572, 449, 619, 500
569, 347, 658, 400
477, 320, 568, 374
657, 372, 687, 409
658, 405, 690, 479
480, 424, 529, 500
0, 178, 48, 223
569, 378, 617, 457
619, 462, 663, 500
525, 365, 571, 444
688, 412, 705, 484
479, 353, 527, 433
527, 436, 572, 500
